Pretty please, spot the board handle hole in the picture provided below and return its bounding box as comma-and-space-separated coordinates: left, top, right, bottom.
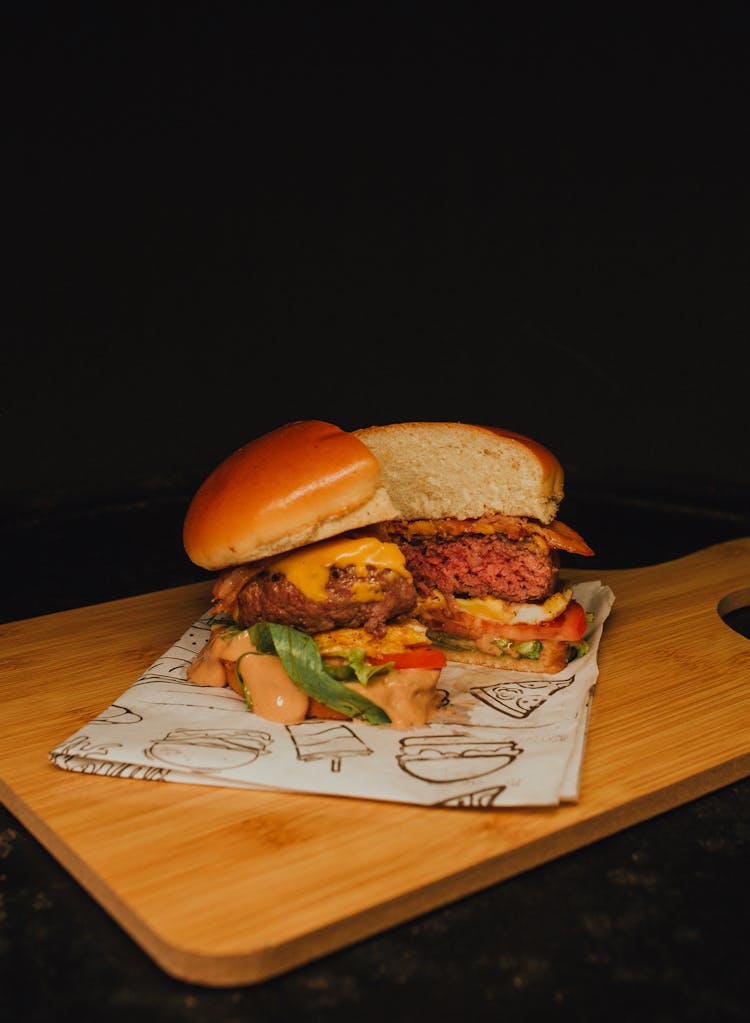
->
718, 587, 750, 639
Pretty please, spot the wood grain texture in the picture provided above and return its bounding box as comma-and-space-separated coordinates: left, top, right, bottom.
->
1, 541, 749, 986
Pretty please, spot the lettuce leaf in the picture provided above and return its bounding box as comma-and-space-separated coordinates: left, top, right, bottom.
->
327, 648, 393, 685
248, 622, 391, 725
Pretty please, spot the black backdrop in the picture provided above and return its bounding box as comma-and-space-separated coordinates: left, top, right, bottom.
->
5, 6, 749, 522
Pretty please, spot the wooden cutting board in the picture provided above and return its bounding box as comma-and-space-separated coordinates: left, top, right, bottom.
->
1, 539, 749, 987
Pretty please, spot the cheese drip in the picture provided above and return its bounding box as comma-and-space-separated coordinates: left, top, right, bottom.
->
271, 536, 411, 603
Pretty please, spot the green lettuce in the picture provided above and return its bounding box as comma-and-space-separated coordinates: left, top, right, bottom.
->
246, 622, 391, 725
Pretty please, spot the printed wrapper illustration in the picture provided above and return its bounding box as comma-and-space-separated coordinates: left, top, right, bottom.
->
49, 581, 614, 808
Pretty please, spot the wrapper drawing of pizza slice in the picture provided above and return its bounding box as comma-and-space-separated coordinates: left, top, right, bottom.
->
49, 581, 614, 808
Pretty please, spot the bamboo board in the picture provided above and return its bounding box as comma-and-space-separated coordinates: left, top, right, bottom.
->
1, 539, 749, 987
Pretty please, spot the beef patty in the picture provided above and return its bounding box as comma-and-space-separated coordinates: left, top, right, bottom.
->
236, 566, 417, 636
396, 533, 559, 603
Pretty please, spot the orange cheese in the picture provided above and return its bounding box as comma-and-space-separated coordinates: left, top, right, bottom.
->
270, 536, 411, 603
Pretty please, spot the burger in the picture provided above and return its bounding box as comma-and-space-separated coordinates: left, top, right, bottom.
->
182, 420, 447, 728
352, 422, 595, 675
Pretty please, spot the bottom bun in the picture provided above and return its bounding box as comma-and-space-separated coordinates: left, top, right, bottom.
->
436, 641, 573, 675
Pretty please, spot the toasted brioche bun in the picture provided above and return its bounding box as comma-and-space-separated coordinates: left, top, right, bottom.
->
353, 422, 564, 524
183, 421, 399, 570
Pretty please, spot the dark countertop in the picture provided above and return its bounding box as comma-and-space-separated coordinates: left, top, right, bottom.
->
2, 491, 749, 1022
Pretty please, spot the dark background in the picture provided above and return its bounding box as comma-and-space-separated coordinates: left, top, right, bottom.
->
5, 5, 749, 531
3, 7, 750, 1022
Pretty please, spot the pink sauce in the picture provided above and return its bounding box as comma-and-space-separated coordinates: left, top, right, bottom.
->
187, 626, 441, 727
346, 669, 442, 728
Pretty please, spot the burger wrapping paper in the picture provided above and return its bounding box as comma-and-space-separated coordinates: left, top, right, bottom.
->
50, 581, 614, 809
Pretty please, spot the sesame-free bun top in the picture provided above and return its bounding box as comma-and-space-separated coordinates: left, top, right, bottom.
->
353, 421, 564, 524
183, 421, 399, 570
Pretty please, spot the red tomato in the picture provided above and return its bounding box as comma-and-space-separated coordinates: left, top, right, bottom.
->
477, 600, 588, 642
369, 648, 448, 670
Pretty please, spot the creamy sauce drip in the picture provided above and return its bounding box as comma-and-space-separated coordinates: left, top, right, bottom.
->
232, 653, 310, 722
346, 669, 442, 728
187, 624, 442, 727
188, 627, 310, 722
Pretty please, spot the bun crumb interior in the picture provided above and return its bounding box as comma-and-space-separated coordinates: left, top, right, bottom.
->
354, 421, 564, 524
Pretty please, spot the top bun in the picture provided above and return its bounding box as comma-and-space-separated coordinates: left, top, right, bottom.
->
353, 422, 564, 524
183, 421, 399, 570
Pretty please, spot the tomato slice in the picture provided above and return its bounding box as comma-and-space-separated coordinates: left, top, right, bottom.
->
369, 648, 448, 670
476, 600, 588, 642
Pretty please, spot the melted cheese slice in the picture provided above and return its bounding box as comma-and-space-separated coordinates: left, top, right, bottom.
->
270, 536, 411, 603
456, 586, 573, 625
